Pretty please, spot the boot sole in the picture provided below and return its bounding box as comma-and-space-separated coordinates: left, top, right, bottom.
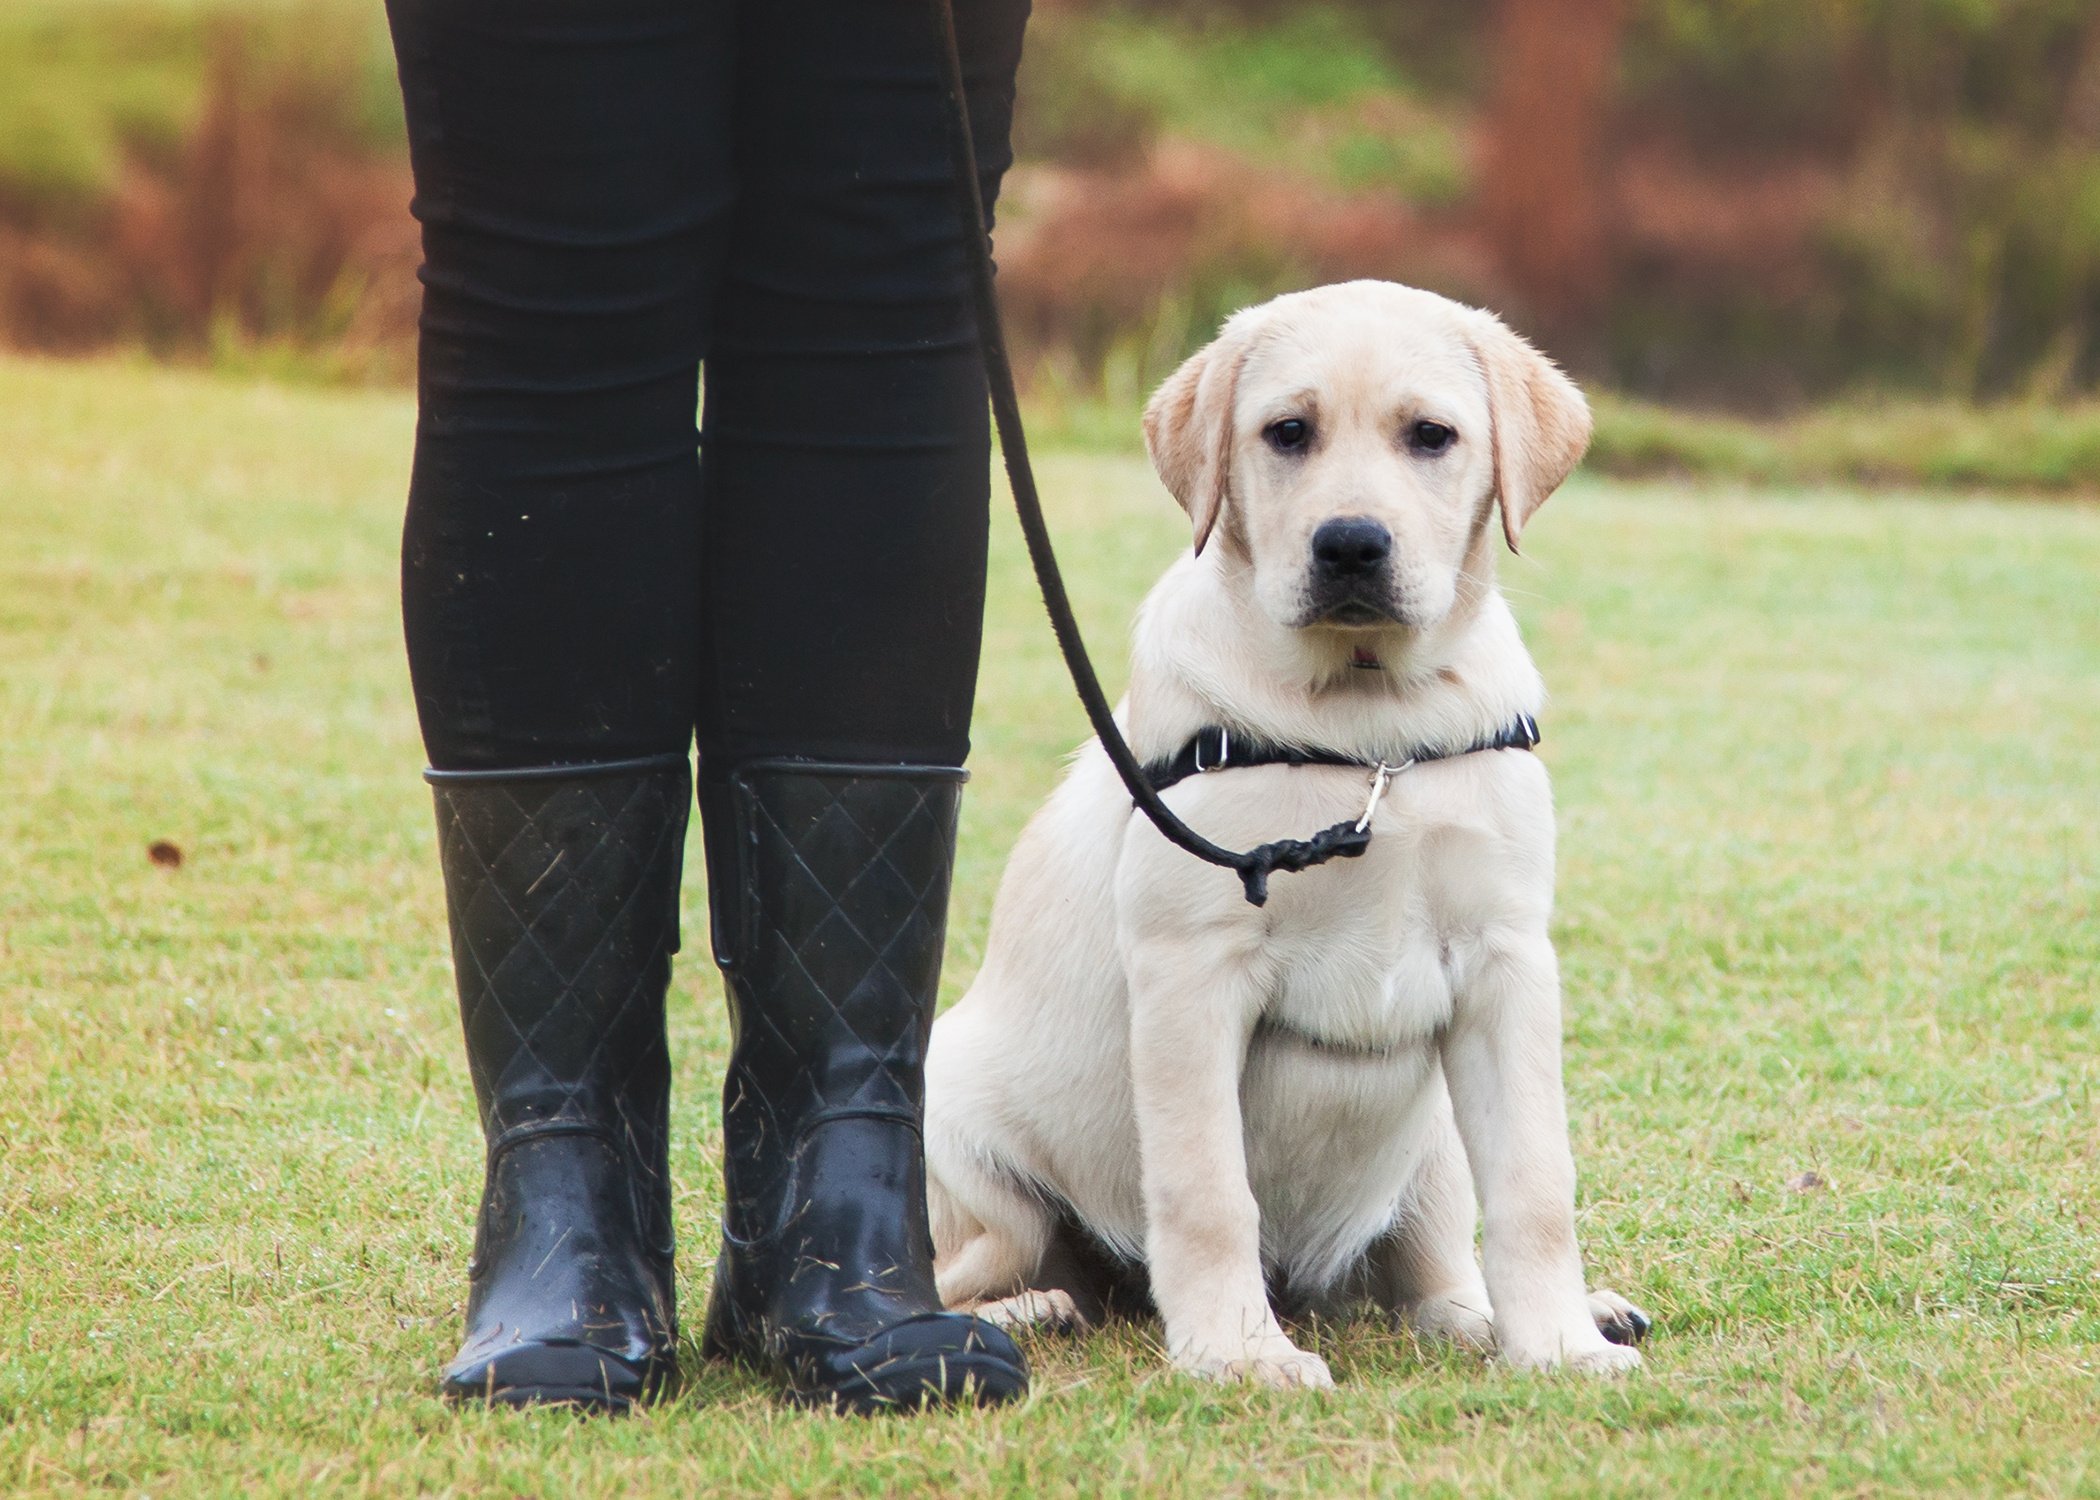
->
441, 1345, 676, 1415
788, 1350, 1030, 1416
705, 1298, 1029, 1414
450, 1382, 638, 1415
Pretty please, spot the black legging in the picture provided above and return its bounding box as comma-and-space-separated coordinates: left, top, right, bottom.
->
385, 0, 1029, 774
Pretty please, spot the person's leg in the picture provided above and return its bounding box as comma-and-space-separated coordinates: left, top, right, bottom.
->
693, 0, 1024, 770
385, 0, 731, 1409
693, 0, 1033, 1412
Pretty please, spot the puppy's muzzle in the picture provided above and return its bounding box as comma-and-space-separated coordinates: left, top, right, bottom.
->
1307, 516, 1394, 625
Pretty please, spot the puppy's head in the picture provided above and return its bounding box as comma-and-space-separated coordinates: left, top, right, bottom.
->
1143, 281, 1590, 637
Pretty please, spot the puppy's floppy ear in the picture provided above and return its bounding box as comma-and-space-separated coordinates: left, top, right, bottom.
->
1465, 310, 1592, 553
1143, 330, 1248, 556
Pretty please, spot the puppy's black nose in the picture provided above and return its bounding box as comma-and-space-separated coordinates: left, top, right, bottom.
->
1311, 517, 1391, 577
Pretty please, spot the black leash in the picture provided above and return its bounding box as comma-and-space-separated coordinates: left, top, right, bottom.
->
927, 0, 1375, 906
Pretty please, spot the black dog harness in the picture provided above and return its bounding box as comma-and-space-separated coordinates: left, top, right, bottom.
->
1143, 714, 1543, 793
1129, 715, 1543, 905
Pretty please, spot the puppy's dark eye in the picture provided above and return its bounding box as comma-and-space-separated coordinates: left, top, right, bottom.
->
1409, 420, 1455, 454
1265, 418, 1312, 453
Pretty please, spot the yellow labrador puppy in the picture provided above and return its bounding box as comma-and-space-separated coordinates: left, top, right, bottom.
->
926, 281, 1648, 1389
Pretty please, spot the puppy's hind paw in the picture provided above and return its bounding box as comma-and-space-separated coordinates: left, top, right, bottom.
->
971, 1288, 1087, 1333
1401, 1293, 1496, 1353
1587, 1288, 1652, 1347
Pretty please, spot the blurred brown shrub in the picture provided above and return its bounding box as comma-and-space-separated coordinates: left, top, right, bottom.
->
0, 4, 415, 377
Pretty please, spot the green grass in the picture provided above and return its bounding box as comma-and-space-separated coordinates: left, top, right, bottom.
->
1586, 392, 2100, 494
1017, 4, 1467, 203
0, 0, 397, 213
2, 355, 2099, 1496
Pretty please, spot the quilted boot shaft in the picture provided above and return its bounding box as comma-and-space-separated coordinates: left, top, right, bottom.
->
427, 754, 689, 1409
707, 763, 960, 1240
700, 760, 1027, 1411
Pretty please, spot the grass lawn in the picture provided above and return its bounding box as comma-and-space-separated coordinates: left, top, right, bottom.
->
2, 356, 2097, 1496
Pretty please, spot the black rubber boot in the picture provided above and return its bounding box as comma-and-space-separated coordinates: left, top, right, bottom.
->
698, 760, 1029, 1413
426, 754, 690, 1411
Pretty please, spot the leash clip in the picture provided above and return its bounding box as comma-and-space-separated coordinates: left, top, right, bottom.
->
1193, 727, 1230, 774
1355, 759, 1411, 832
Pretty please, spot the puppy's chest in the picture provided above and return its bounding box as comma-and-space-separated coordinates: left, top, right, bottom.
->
1260, 896, 1454, 1056
1235, 786, 1490, 1054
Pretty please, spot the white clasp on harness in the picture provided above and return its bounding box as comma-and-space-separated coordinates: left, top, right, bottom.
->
1355, 759, 1413, 832
1192, 727, 1230, 774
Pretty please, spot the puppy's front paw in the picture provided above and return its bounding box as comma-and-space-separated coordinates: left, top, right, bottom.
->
1501, 1336, 1643, 1377
1221, 1349, 1336, 1391
1587, 1288, 1652, 1347
1562, 1341, 1643, 1377
1177, 1339, 1335, 1391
